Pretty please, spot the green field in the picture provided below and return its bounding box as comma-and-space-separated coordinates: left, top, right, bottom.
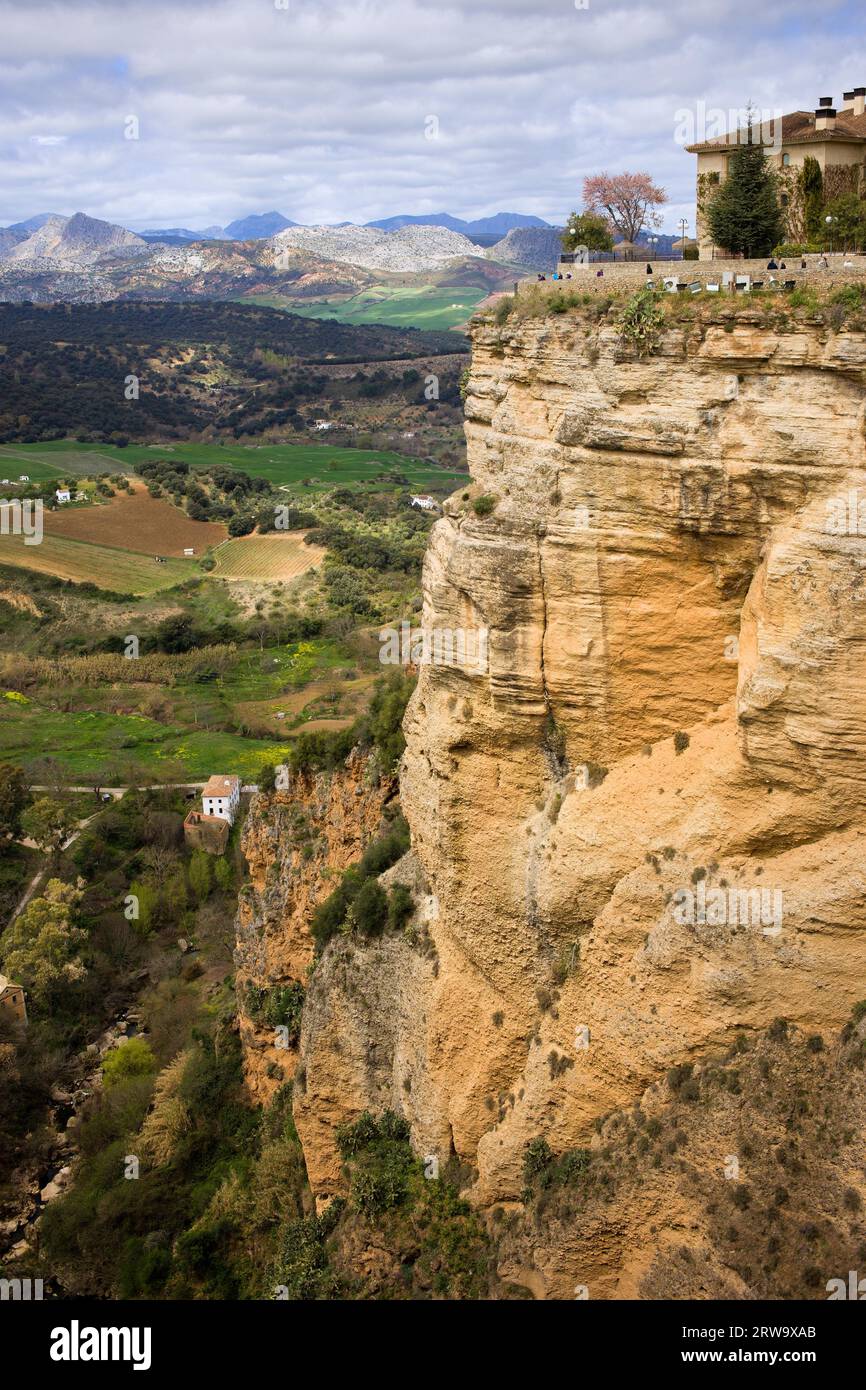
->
0, 441, 468, 493
0, 531, 196, 594
0, 699, 293, 782
247, 284, 488, 331
0, 641, 366, 782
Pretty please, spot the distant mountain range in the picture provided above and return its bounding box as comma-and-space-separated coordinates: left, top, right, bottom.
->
365, 212, 551, 236
3, 208, 552, 246
0, 209, 565, 307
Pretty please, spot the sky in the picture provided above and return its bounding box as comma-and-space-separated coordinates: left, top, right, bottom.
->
1, 0, 864, 235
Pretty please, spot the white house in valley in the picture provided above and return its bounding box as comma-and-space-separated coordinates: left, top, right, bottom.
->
201, 774, 241, 825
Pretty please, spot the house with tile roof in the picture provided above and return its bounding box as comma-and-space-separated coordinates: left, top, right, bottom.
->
687, 89, 866, 257
200, 774, 241, 825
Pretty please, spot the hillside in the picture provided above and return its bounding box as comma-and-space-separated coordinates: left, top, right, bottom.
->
271, 223, 481, 272
0, 301, 468, 452
3, 212, 147, 267
488, 225, 564, 269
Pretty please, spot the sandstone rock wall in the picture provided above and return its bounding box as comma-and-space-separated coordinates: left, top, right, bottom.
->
235, 752, 395, 1104
296, 308, 866, 1222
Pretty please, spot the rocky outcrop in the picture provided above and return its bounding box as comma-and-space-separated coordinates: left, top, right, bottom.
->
295, 304, 866, 1272
235, 753, 395, 1104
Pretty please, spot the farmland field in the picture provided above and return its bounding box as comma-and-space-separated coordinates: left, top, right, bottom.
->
0, 440, 469, 493
44, 482, 227, 556
211, 532, 326, 581
0, 531, 195, 594
246, 284, 489, 331
0, 698, 292, 781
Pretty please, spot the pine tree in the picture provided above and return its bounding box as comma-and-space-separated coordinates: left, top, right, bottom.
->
707, 134, 784, 257
800, 156, 824, 243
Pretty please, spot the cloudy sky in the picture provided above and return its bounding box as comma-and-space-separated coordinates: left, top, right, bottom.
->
1, 0, 864, 234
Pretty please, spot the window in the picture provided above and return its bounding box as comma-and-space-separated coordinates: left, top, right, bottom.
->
782, 152, 791, 166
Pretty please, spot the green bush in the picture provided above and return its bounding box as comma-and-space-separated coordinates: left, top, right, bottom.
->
102, 1037, 158, 1090
523, 1136, 553, 1181
472, 494, 497, 518
618, 288, 665, 356
311, 815, 410, 951
336, 1111, 414, 1217
351, 878, 388, 938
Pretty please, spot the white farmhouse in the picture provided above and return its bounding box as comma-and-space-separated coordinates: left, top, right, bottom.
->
201, 774, 241, 825
18, 475, 29, 482
55, 489, 72, 504
410, 495, 439, 512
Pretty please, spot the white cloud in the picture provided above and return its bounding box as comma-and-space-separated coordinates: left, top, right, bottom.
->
0, 0, 862, 231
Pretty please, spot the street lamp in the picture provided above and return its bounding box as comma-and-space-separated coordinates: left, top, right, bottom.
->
679, 218, 689, 259
825, 214, 836, 255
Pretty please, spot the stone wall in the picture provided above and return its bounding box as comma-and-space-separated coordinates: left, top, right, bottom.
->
530, 253, 866, 296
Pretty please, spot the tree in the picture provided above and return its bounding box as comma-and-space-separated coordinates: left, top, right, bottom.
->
800, 156, 824, 243
257, 763, 277, 792
0, 879, 86, 1005
214, 857, 233, 892
0, 765, 28, 840
561, 211, 614, 254
21, 797, 76, 857
582, 172, 668, 244
350, 877, 388, 938
188, 850, 213, 902
707, 135, 784, 257
102, 1037, 157, 1089
128, 878, 158, 933
823, 193, 866, 252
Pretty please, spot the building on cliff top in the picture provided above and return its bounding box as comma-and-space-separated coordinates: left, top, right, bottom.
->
0, 974, 27, 1028
687, 89, 866, 257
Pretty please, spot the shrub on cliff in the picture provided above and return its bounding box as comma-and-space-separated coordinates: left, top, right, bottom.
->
472, 494, 497, 517
617, 288, 665, 357
349, 877, 389, 938
310, 815, 412, 952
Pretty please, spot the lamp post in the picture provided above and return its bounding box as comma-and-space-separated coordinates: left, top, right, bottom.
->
679, 218, 688, 259
648, 235, 658, 261
825, 214, 836, 255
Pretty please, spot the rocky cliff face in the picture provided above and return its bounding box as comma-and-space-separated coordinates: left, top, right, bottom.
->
235, 752, 395, 1104
267, 304, 866, 1293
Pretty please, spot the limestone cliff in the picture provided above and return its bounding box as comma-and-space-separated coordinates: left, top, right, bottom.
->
268, 303, 866, 1294
235, 751, 395, 1104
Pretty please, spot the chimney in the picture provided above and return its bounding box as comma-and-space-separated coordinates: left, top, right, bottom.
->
815, 104, 837, 132
842, 90, 856, 112
854, 86, 866, 118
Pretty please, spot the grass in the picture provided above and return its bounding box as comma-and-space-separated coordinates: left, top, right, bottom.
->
0, 640, 368, 780
0, 700, 293, 782
0, 532, 196, 595
251, 284, 488, 331
0, 441, 468, 494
